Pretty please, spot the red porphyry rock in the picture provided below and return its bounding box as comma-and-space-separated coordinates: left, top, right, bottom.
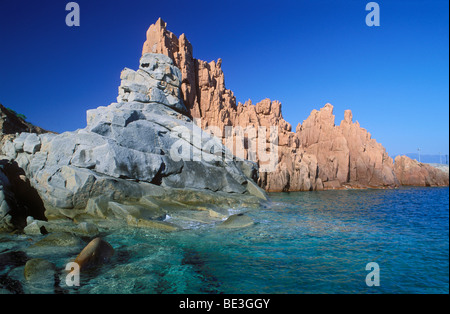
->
394, 155, 449, 186
141, 18, 446, 191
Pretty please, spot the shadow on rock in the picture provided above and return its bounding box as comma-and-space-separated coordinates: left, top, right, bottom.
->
0, 250, 29, 272
0, 159, 47, 229
0, 274, 24, 294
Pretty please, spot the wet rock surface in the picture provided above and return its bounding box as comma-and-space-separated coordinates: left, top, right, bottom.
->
74, 238, 115, 270
218, 213, 254, 229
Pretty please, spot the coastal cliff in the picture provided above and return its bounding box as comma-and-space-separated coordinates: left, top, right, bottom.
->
1, 53, 266, 232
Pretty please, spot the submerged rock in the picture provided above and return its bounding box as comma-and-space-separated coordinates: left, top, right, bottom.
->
23, 258, 60, 293
0, 250, 29, 271
31, 232, 84, 248
0, 274, 24, 294
75, 222, 99, 236
218, 213, 254, 229
126, 215, 179, 232
23, 258, 55, 281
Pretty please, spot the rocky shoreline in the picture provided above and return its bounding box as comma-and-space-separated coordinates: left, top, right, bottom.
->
0, 50, 267, 293
1, 52, 267, 233
0, 18, 448, 293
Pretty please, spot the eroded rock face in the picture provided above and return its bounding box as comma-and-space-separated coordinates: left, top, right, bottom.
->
394, 155, 449, 187
142, 19, 402, 191
298, 105, 398, 189
1, 53, 266, 220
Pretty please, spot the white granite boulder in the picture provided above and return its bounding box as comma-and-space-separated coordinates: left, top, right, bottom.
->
0, 53, 266, 221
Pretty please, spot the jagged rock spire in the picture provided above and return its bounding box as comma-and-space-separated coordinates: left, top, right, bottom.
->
139, 19, 406, 191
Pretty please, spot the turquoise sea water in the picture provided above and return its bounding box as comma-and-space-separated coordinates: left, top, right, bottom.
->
1, 186, 449, 294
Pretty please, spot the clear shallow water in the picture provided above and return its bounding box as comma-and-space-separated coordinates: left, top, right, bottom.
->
1, 187, 449, 294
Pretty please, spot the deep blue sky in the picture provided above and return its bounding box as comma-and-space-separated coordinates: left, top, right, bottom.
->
0, 0, 448, 156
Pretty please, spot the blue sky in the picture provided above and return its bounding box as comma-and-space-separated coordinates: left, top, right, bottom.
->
0, 0, 448, 157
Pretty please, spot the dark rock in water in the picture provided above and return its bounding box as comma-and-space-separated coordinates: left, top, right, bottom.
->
0, 250, 29, 271
0, 274, 24, 294
218, 213, 254, 229
181, 248, 222, 294
74, 237, 114, 270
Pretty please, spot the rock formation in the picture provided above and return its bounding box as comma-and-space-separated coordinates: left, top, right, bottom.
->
298, 105, 398, 190
0, 158, 48, 232
1, 52, 266, 230
1, 19, 448, 233
394, 155, 449, 187
1, 104, 52, 232
141, 18, 413, 191
74, 237, 114, 270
